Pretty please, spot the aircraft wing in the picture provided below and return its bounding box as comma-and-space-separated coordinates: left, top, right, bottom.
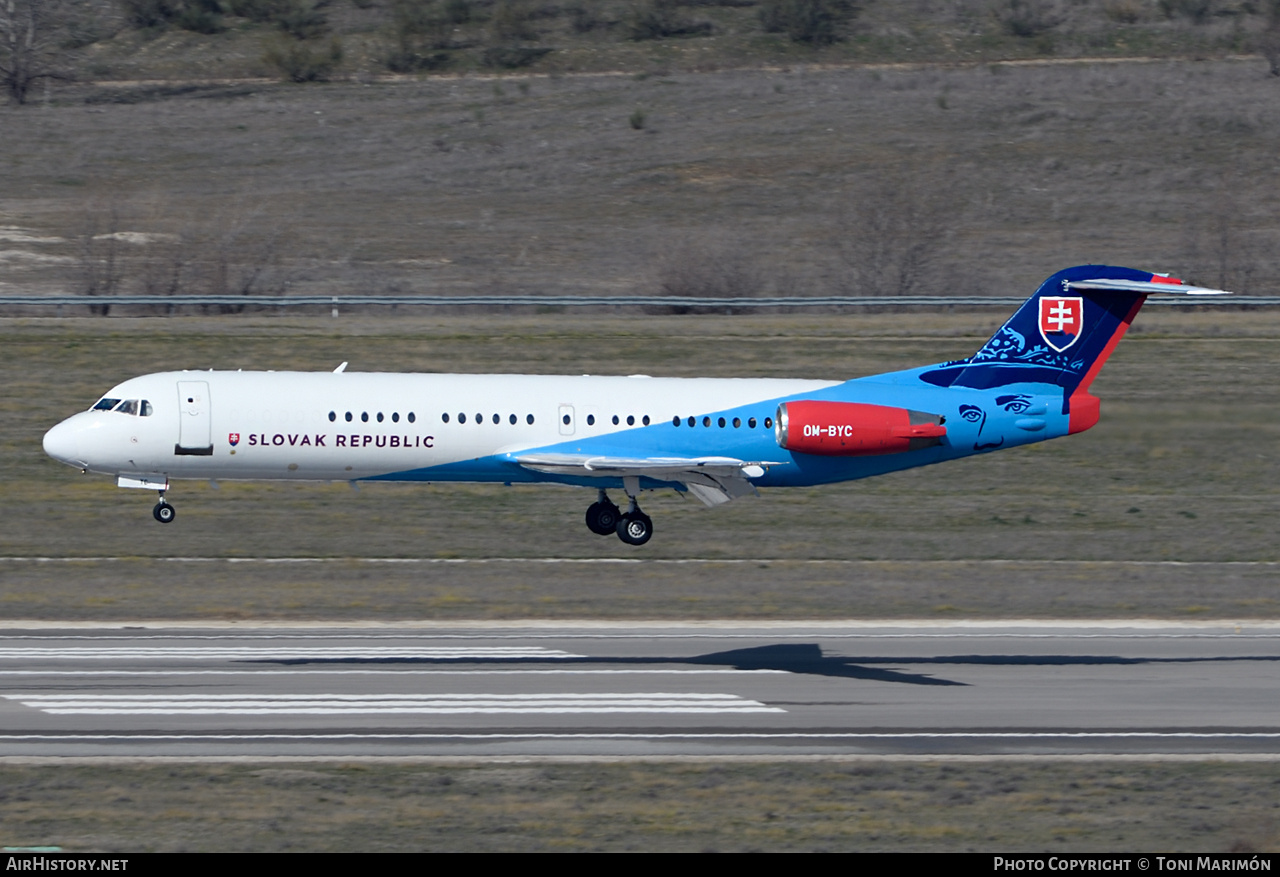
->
515, 453, 787, 506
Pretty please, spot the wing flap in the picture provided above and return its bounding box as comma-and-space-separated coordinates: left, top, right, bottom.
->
515, 453, 784, 507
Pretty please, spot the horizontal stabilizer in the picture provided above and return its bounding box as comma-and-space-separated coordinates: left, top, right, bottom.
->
1066, 279, 1232, 296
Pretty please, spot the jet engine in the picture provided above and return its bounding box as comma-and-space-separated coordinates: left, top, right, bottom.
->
775, 401, 947, 456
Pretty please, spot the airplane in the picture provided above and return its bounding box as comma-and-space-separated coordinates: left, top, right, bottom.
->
42, 265, 1228, 546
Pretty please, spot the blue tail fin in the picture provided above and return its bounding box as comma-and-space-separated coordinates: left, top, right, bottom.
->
919, 265, 1228, 432
920, 265, 1161, 394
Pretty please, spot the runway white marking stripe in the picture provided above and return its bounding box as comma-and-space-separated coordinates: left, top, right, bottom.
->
11, 693, 757, 701
4, 557, 1278, 566
4, 693, 784, 715
13, 707, 782, 716
3, 732, 1279, 740
0, 647, 583, 660
0, 669, 778, 676
5, 632, 1276, 640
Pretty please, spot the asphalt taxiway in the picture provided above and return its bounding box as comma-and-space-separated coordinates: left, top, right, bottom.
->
1, 622, 1278, 758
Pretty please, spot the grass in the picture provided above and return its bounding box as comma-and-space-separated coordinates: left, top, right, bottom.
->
1, 760, 1277, 852
2, 308, 1277, 620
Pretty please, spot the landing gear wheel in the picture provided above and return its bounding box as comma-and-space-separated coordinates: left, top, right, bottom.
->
616, 511, 653, 546
585, 501, 621, 536
153, 501, 175, 524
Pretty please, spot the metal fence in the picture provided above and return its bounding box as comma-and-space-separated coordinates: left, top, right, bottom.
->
3, 294, 1279, 311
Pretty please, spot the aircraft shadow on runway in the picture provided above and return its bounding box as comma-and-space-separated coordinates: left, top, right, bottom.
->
250, 643, 968, 687
689, 649, 1280, 682
248, 645, 1280, 687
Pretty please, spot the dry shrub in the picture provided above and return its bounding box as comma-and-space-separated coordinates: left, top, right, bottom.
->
991, 0, 1065, 38
1257, 26, 1280, 76
627, 0, 713, 40
758, 0, 857, 46
489, 0, 540, 41
568, 1, 613, 32
72, 195, 291, 310
1157, 0, 1215, 23
1179, 180, 1265, 294
834, 167, 953, 298
655, 233, 766, 300
0, 0, 74, 105
262, 33, 343, 81
119, 0, 227, 32
383, 0, 460, 71
273, 0, 331, 39
1101, 0, 1145, 24
75, 199, 125, 311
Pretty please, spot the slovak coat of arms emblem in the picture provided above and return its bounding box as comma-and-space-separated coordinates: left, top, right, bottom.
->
228, 433, 240, 446
1038, 296, 1083, 352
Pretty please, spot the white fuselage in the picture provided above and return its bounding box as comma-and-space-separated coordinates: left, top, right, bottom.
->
44, 369, 841, 486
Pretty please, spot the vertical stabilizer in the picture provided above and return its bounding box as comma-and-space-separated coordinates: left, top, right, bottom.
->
918, 265, 1228, 432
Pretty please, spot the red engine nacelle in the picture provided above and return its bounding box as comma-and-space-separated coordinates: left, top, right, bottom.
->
775, 401, 947, 456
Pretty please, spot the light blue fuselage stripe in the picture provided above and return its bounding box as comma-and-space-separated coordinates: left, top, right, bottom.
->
365, 368, 1070, 490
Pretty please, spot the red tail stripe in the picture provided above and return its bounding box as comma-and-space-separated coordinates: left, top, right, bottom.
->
1073, 296, 1146, 397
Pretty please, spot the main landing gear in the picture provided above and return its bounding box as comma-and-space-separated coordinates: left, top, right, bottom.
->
585, 490, 621, 536
584, 487, 653, 546
152, 492, 176, 524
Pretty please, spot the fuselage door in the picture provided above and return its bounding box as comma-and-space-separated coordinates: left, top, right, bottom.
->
176, 380, 213, 455
558, 404, 575, 436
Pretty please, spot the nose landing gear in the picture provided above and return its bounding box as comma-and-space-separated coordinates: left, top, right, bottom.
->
153, 492, 175, 524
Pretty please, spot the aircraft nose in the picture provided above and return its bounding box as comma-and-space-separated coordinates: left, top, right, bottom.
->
43, 419, 84, 467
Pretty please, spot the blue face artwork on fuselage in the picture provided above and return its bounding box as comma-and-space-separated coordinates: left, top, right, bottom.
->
996, 394, 1033, 414
959, 394, 1034, 451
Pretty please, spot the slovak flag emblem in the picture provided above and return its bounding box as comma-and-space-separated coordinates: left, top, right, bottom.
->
1039, 296, 1083, 352
228, 433, 240, 446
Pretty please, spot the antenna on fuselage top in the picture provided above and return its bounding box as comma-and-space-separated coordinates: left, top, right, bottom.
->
334, 362, 348, 374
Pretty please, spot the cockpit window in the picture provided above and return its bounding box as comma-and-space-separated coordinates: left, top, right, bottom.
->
92, 398, 151, 416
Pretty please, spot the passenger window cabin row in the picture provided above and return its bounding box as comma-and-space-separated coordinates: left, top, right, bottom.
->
442, 413, 536, 425
92, 399, 771, 432
673, 415, 772, 429
329, 411, 418, 424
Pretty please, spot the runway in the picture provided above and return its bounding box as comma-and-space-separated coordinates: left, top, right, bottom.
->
2, 623, 1278, 758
